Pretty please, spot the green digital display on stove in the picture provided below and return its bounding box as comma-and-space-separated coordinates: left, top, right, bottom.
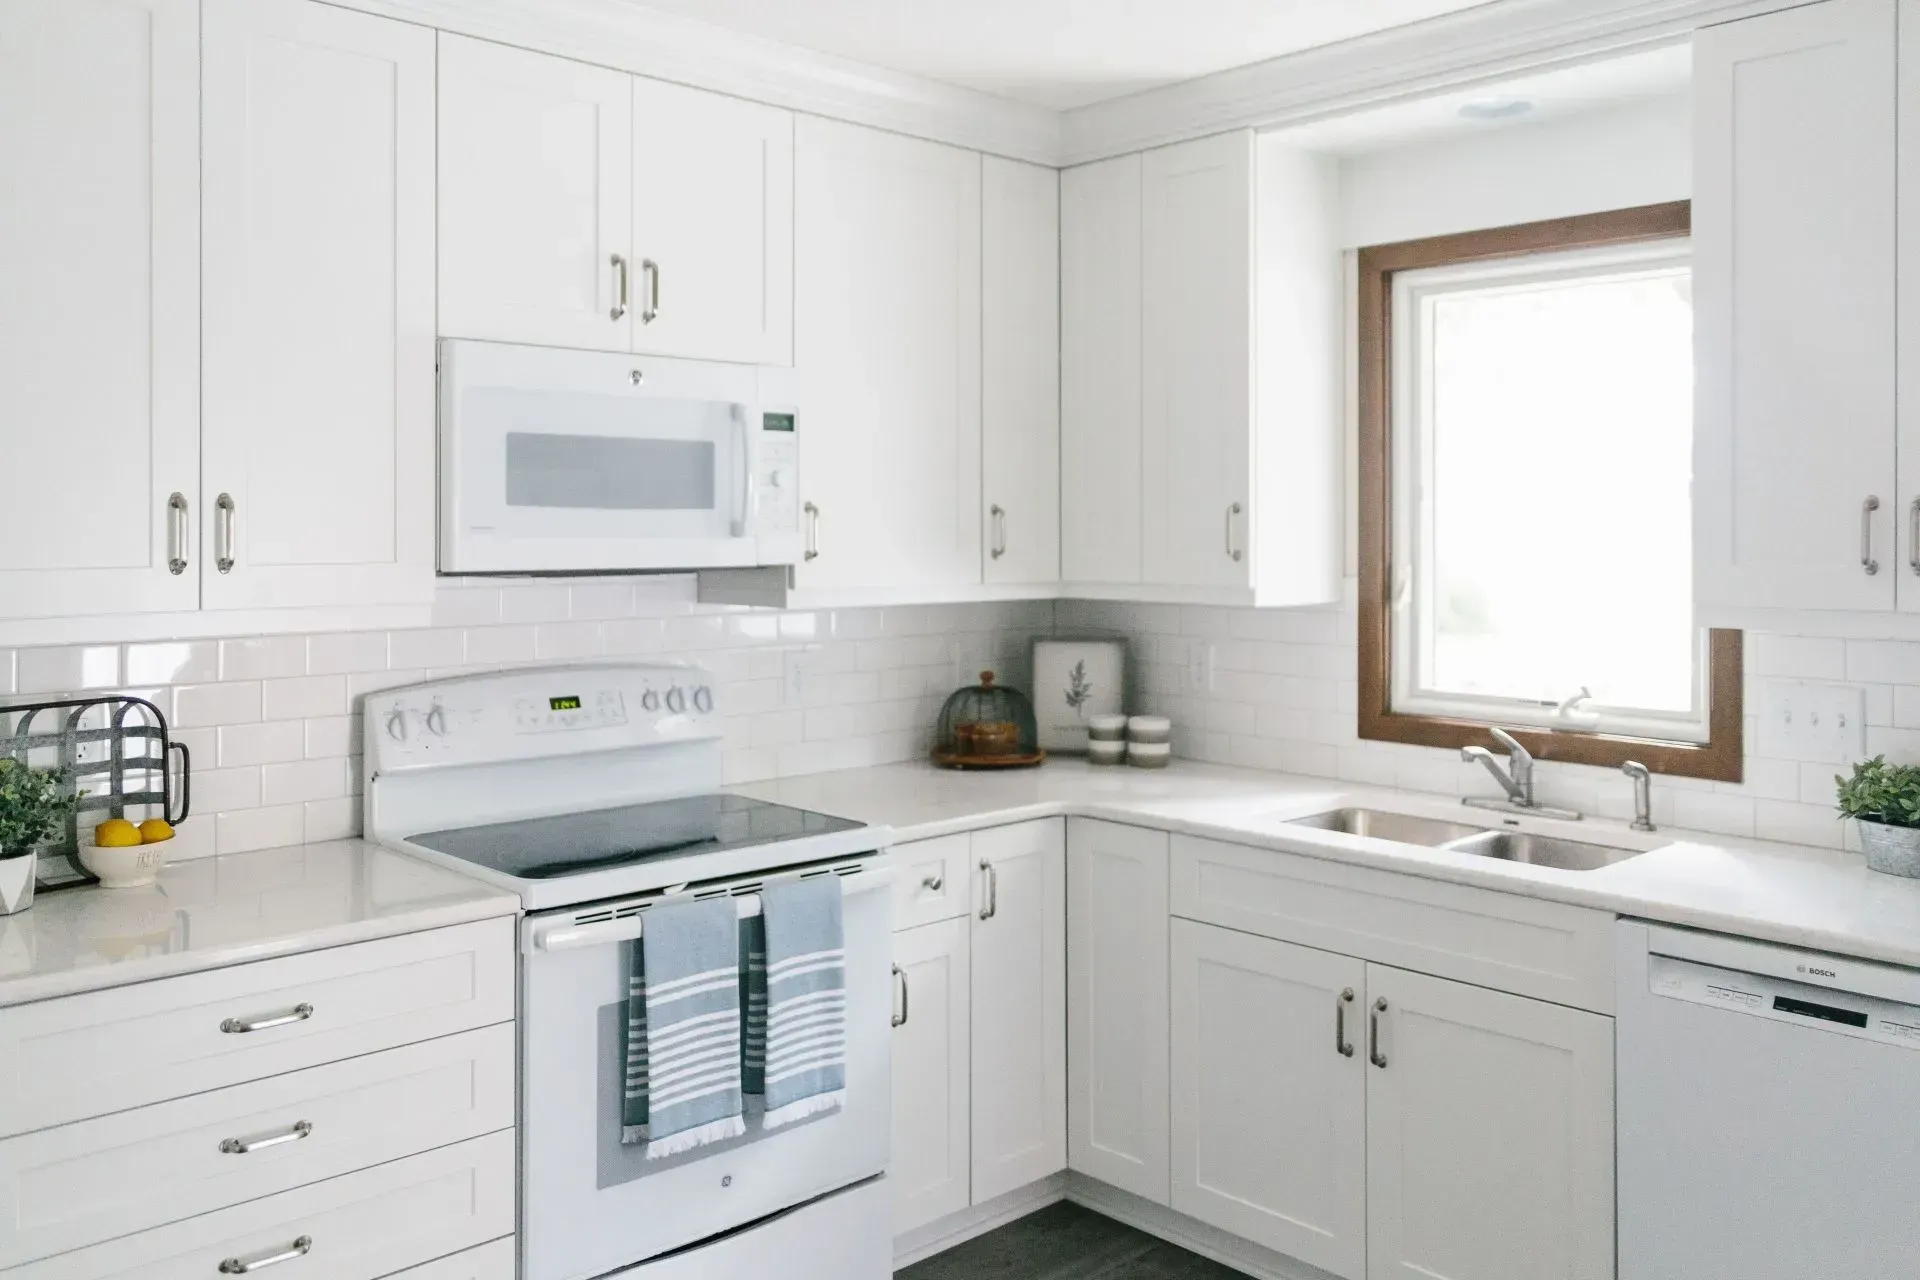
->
549, 696, 582, 711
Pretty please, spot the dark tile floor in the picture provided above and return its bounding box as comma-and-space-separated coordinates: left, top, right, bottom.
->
899, 1203, 1250, 1280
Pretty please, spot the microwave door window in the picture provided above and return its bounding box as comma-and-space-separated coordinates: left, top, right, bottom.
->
505, 433, 715, 512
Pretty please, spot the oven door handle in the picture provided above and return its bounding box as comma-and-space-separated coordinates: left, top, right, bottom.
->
526, 869, 893, 954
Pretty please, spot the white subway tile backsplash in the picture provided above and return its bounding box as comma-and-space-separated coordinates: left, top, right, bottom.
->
430, 586, 502, 628
262, 758, 351, 807
306, 632, 389, 675
1747, 634, 1845, 679
126, 642, 217, 686
1846, 640, 1920, 685
173, 682, 262, 728
216, 804, 306, 855
569, 582, 635, 620
388, 628, 466, 670
262, 675, 348, 721
534, 621, 604, 660
500, 584, 572, 624
304, 797, 360, 843
218, 636, 308, 681
305, 715, 356, 760
466, 625, 538, 666
217, 720, 306, 768
17, 645, 121, 694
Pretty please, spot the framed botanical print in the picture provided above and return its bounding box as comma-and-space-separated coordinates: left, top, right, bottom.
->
1032, 640, 1126, 753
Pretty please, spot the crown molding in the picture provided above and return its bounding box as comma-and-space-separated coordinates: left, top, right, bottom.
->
1059, 0, 1801, 164
323, 0, 1065, 164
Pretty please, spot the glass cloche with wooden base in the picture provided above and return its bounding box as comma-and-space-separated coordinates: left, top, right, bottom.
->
932, 671, 1045, 769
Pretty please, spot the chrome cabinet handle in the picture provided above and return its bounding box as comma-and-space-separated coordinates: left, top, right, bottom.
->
610, 254, 629, 321
219, 1236, 312, 1274
220, 1002, 313, 1035
803, 502, 820, 561
1369, 997, 1389, 1068
214, 493, 236, 574
978, 858, 998, 920
921, 873, 944, 892
1863, 495, 1881, 575
1908, 498, 1918, 575
1225, 502, 1243, 562
220, 1119, 313, 1155
640, 258, 661, 324
990, 504, 1007, 559
167, 492, 189, 576
891, 963, 908, 1028
1335, 987, 1355, 1058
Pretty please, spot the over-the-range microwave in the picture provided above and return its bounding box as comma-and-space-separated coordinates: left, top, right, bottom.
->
438, 339, 801, 574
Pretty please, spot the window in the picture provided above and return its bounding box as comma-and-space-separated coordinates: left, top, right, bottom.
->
1358, 204, 1743, 782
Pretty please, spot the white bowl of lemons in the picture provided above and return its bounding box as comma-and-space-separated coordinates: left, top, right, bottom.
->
78, 817, 175, 889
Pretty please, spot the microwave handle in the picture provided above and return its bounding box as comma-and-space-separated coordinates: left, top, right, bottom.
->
731, 403, 756, 538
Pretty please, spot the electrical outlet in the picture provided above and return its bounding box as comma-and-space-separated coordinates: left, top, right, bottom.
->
1185, 642, 1215, 694
1758, 680, 1866, 764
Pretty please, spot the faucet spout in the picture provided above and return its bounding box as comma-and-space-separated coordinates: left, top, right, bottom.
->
1461, 745, 1526, 803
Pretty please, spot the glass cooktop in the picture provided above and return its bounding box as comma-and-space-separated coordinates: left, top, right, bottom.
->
409, 794, 865, 880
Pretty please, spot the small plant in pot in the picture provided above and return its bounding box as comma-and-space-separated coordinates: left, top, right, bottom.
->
1835, 756, 1920, 878
0, 760, 79, 914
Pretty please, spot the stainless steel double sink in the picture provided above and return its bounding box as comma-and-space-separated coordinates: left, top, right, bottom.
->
1285, 807, 1648, 871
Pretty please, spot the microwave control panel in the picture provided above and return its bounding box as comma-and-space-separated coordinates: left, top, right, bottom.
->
756, 410, 799, 532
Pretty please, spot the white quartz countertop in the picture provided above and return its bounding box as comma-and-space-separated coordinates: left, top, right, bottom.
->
0, 840, 519, 1007
736, 759, 1920, 970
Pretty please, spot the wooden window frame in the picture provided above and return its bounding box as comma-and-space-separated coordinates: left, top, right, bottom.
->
1356, 201, 1743, 784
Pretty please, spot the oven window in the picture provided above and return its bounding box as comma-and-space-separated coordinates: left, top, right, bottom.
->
506, 433, 716, 511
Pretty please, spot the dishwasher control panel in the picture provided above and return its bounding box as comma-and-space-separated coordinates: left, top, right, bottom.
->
1650, 953, 1920, 1050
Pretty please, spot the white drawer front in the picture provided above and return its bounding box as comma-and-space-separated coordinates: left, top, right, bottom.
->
3, 1130, 514, 1280
885, 834, 971, 929
1170, 835, 1615, 1013
0, 1023, 514, 1268
390, 1237, 515, 1278
0, 917, 514, 1137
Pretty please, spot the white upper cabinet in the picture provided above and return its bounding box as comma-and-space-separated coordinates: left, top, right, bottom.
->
982, 157, 1061, 586
1142, 132, 1255, 592
438, 35, 634, 353
0, 0, 200, 621
1061, 154, 1145, 587
1900, 0, 1920, 615
969, 820, 1067, 1204
631, 78, 794, 366
200, 0, 437, 610
793, 117, 983, 595
1694, 0, 1898, 614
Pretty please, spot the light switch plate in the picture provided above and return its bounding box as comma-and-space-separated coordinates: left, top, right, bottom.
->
1757, 680, 1866, 764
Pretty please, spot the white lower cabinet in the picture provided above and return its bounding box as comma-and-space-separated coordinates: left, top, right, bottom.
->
889, 917, 972, 1237
1170, 920, 1367, 1277
1365, 965, 1614, 1280
1169, 917, 1614, 1280
1067, 819, 1171, 1204
391, 1239, 516, 1279
889, 820, 1066, 1239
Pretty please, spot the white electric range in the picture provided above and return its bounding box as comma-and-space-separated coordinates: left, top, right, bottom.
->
364, 665, 895, 1280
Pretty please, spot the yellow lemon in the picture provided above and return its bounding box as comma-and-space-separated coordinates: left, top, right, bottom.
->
94, 818, 141, 848
137, 818, 175, 844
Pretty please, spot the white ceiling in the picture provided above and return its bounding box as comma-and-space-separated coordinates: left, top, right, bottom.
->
623, 0, 1504, 110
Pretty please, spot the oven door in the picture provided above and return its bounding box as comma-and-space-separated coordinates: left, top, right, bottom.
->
440, 340, 761, 573
519, 860, 892, 1280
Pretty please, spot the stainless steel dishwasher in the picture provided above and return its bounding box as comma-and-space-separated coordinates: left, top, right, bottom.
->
1617, 920, 1920, 1280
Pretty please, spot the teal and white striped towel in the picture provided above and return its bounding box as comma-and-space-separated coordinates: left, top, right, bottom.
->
744, 875, 847, 1128
623, 896, 747, 1157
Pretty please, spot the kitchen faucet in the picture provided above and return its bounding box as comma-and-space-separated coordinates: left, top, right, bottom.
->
1461, 728, 1582, 820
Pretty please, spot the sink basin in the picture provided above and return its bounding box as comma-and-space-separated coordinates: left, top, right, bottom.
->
1286, 808, 1488, 846
1442, 829, 1645, 871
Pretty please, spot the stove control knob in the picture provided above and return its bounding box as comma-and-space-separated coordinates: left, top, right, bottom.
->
425, 703, 448, 737
692, 685, 714, 714
665, 686, 687, 715
385, 709, 408, 742
641, 689, 661, 713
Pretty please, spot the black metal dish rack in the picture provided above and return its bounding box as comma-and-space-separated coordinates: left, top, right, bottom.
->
1, 695, 191, 891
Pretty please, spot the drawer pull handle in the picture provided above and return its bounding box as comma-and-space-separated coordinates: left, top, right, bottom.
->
219, 1236, 312, 1274
220, 1119, 313, 1155
220, 1002, 313, 1035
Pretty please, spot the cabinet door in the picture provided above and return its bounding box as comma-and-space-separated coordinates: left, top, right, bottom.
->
1170, 920, 1366, 1279
438, 34, 633, 352
1067, 819, 1169, 1204
200, 0, 435, 610
1142, 132, 1254, 591
1365, 964, 1614, 1280
889, 918, 971, 1238
970, 820, 1067, 1203
793, 117, 982, 593
0, 0, 199, 620
1061, 155, 1144, 586
1899, 0, 1920, 608
631, 77, 793, 365
1694, 0, 1896, 612
983, 157, 1061, 586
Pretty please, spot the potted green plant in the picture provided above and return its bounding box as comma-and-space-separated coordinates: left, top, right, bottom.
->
1835, 756, 1920, 878
0, 760, 79, 914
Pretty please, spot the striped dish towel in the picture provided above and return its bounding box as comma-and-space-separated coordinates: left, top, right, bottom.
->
623, 896, 747, 1157
744, 875, 847, 1128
